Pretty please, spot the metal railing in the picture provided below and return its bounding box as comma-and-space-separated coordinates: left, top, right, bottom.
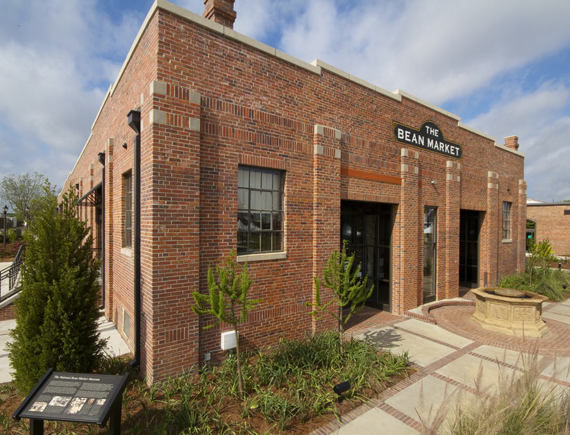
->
0, 244, 25, 303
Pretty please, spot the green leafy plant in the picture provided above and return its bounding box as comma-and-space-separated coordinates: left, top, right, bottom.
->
7, 185, 105, 393
307, 240, 373, 353
526, 239, 557, 283
192, 250, 260, 398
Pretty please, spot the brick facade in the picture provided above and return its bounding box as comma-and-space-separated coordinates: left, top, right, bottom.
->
527, 203, 570, 256
62, 0, 525, 382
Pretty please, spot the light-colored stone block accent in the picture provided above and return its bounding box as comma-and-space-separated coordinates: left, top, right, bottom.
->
310, 59, 349, 79
90, 176, 94, 182
414, 151, 419, 159
237, 251, 287, 262
276, 50, 321, 74
519, 179, 524, 185
447, 161, 454, 168
314, 124, 325, 136
457, 175, 461, 182
189, 118, 200, 131
150, 80, 167, 96
150, 109, 166, 125
334, 128, 341, 140
107, 138, 114, 147
90, 163, 94, 170
334, 149, 341, 159
447, 174, 454, 181
401, 164, 408, 173
456, 163, 461, 170
189, 91, 201, 105
314, 144, 324, 155
414, 166, 419, 174
108, 155, 113, 164
488, 171, 493, 178
401, 148, 409, 157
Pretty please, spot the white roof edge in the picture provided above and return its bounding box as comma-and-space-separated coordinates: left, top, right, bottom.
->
91, 85, 113, 131
63, 132, 93, 190
111, 0, 161, 97
311, 59, 401, 101
394, 89, 461, 121
457, 122, 496, 142
494, 143, 524, 158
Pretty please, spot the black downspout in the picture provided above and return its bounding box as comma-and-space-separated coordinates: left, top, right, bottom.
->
98, 152, 106, 310
128, 110, 141, 369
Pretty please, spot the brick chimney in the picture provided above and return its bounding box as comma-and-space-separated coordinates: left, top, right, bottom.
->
203, 0, 237, 28
504, 135, 519, 151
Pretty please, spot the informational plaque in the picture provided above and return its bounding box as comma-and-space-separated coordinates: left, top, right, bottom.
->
13, 368, 129, 435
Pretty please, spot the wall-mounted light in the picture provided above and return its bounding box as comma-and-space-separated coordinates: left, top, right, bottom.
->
122, 143, 128, 149
75, 183, 80, 191
430, 180, 436, 185
98, 152, 105, 166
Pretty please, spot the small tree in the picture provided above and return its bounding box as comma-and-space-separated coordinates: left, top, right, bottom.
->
192, 251, 260, 398
0, 172, 50, 222
8, 186, 105, 393
526, 239, 557, 284
307, 240, 373, 354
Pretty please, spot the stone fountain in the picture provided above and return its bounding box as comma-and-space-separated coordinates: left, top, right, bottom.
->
472, 288, 548, 338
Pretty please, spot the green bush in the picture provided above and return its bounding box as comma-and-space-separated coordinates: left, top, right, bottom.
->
499, 268, 570, 301
7, 186, 105, 393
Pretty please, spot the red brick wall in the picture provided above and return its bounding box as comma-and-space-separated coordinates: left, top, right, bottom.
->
64, 4, 526, 381
0, 302, 15, 321
527, 205, 570, 256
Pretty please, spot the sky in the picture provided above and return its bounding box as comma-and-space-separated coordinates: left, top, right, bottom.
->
0, 0, 569, 202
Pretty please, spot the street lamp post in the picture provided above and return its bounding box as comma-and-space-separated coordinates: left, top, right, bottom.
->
3, 205, 8, 250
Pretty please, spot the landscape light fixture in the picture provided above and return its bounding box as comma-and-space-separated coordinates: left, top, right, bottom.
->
75, 183, 80, 191
333, 381, 351, 403
3, 205, 8, 250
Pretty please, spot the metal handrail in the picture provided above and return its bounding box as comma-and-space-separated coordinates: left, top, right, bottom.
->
0, 244, 25, 303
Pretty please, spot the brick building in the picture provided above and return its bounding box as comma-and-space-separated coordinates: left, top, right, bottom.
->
526, 201, 570, 256
62, 0, 526, 382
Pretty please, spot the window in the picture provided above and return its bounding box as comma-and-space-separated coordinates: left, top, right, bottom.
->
237, 166, 283, 254
502, 202, 512, 240
123, 171, 133, 248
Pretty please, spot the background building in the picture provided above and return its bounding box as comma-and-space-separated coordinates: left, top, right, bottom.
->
62, 0, 526, 382
527, 200, 570, 256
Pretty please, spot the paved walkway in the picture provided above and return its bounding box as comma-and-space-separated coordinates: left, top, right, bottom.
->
311, 299, 570, 435
0, 316, 130, 383
0, 261, 13, 298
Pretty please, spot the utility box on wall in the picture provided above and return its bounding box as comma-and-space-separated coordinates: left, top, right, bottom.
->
220, 331, 237, 350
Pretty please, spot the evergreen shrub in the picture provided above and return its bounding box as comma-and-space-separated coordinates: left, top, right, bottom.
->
8, 187, 105, 393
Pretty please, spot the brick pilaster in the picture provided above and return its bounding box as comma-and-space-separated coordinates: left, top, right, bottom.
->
482, 171, 500, 287
396, 148, 420, 313
517, 179, 527, 272
142, 81, 202, 382
312, 124, 341, 333
444, 161, 461, 298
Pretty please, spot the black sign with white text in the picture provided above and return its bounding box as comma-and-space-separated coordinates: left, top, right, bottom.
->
393, 121, 462, 158
14, 369, 129, 427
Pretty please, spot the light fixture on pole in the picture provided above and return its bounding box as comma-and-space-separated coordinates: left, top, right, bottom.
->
3, 205, 8, 250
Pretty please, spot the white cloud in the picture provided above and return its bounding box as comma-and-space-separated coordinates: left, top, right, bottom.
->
466, 83, 570, 201
0, 0, 141, 188
275, 0, 570, 104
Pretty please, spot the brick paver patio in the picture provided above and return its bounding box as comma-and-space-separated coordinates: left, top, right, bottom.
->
311, 297, 570, 435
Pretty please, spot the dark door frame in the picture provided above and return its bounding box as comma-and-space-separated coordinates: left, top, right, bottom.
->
459, 210, 482, 288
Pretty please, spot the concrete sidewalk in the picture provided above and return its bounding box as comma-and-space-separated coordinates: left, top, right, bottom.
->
311, 299, 570, 435
0, 316, 130, 384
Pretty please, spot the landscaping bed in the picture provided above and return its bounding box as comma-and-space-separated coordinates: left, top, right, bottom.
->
0, 242, 21, 262
0, 332, 412, 434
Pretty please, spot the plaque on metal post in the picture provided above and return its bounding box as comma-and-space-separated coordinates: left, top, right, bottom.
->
13, 368, 129, 435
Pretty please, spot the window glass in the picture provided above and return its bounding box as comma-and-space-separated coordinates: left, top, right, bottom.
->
123, 172, 132, 248
502, 202, 512, 240
237, 166, 284, 254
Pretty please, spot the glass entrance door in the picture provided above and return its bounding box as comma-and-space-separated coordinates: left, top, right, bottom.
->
341, 201, 392, 311
423, 207, 437, 303
460, 210, 481, 287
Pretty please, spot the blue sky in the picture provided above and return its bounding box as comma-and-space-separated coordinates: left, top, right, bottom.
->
1, 0, 569, 201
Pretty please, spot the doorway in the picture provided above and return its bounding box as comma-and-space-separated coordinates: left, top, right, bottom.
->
459, 210, 481, 288
341, 201, 392, 312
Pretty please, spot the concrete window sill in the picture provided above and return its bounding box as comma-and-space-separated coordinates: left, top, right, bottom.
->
502, 239, 512, 244
121, 247, 133, 257
237, 252, 287, 263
